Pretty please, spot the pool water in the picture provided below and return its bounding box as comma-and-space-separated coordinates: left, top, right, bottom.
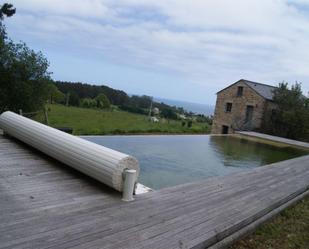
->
83, 135, 308, 190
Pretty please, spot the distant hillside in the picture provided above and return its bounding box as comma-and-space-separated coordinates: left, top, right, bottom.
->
155, 97, 214, 116
53, 81, 187, 119
54, 81, 129, 106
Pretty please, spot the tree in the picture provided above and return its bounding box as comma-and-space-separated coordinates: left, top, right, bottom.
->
54, 81, 130, 106
95, 93, 110, 109
0, 40, 51, 112
262, 82, 309, 141
68, 91, 80, 106
0, 3, 15, 55
129, 95, 152, 108
0, 3, 51, 113
161, 108, 178, 120
81, 98, 96, 108
0, 3, 16, 20
187, 120, 193, 128
0, 3, 15, 49
46, 83, 65, 104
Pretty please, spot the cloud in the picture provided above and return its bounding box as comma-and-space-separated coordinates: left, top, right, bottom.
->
6, 0, 309, 98
12, 0, 110, 18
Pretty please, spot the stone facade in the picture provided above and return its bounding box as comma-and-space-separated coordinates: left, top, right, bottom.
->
212, 80, 272, 134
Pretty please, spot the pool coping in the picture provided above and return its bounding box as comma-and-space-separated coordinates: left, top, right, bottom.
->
236, 131, 309, 149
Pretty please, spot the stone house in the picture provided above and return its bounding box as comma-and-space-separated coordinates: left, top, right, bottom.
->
211, 79, 277, 134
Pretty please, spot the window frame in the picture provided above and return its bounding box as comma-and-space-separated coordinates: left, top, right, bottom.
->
225, 102, 232, 112
237, 86, 244, 97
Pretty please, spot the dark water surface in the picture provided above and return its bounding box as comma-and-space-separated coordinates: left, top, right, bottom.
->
83, 135, 308, 190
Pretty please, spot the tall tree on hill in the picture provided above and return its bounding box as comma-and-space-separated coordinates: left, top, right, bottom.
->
0, 3, 51, 113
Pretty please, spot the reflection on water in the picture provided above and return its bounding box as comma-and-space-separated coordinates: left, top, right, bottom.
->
209, 136, 307, 167
83, 135, 307, 190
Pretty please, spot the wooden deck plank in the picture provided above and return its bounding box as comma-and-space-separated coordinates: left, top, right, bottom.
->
73, 172, 309, 249
0, 135, 308, 249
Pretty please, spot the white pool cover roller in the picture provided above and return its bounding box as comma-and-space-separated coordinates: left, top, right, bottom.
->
0, 111, 139, 192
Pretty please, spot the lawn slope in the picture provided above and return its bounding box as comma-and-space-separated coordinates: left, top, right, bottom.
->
35, 104, 210, 135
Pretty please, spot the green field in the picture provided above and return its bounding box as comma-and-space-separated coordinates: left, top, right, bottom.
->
34, 104, 210, 135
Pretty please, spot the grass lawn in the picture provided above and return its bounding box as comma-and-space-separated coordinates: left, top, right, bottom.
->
34, 104, 210, 135
229, 195, 309, 249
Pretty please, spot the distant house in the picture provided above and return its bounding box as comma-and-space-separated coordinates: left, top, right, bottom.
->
211, 79, 277, 134
153, 107, 160, 115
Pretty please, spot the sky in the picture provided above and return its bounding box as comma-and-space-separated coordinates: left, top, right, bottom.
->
3, 0, 309, 105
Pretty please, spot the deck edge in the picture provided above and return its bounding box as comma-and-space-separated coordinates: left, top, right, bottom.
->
206, 188, 309, 249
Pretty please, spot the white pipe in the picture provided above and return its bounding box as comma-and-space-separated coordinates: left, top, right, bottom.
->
0, 111, 139, 192
122, 169, 137, 201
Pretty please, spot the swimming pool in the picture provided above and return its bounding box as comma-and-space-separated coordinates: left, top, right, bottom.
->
83, 135, 308, 190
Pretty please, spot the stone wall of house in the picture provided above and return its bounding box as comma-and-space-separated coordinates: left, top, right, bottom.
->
211, 81, 268, 134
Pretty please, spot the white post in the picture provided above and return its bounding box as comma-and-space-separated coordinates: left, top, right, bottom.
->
19, 109, 23, 116
122, 169, 137, 201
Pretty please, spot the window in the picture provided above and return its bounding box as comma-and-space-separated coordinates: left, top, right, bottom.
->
225, 102, 232, 112
237, 86, 243, 97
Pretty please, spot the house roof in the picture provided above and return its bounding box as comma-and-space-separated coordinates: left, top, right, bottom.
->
217, 79, 276, 101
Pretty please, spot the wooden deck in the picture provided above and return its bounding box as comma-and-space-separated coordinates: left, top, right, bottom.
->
237, 131, 309, 149
0, 134, 309, 249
